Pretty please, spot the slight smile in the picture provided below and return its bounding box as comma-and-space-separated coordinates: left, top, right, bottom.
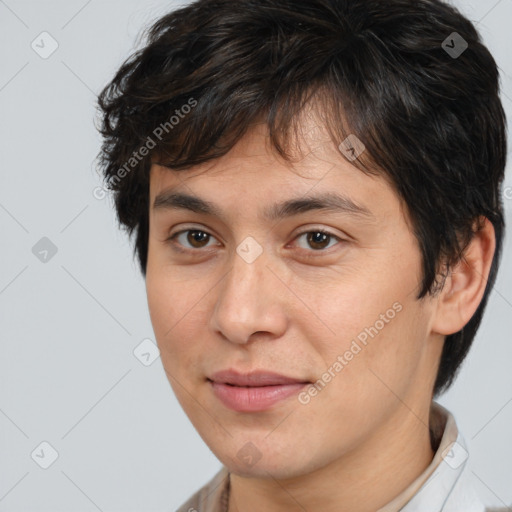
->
207, 370, 311, 412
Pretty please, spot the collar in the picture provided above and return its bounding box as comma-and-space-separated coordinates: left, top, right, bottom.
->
377, 401, 484, 511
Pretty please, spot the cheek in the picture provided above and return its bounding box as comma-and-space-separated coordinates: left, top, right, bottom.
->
145, 264, 209, 375
146, 239, 185, 340
302, 271, 424, 391
146, 271, 169, 339
302, 278, 396, 350
146, 267, 184, 359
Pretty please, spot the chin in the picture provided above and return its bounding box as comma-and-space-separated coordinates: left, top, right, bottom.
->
207, 436, 320, 481
227, 458, 324, 482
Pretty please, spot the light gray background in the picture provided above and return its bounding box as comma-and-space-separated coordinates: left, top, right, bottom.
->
0, 0, 511, 510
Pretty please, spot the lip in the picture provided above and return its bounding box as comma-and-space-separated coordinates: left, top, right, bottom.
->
209, 369, 309, 386
208, 369, 310, 412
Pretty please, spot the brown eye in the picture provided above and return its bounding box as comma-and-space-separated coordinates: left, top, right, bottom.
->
306, 231, 331, 250
168, 229, 217, 251
295, 230, 341, 252
186, 230, 211, 248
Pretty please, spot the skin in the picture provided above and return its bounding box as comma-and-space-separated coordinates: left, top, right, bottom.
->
145, 112, 496, 512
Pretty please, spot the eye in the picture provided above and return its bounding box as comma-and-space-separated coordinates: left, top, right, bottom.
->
166, 227, 344, 255
293, 229, 342, 253
167, 229, 219, 251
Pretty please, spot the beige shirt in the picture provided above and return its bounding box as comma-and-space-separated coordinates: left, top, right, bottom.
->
176, 402, 507, 512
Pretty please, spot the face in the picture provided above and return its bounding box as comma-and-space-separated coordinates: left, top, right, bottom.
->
146, 116, 442, 479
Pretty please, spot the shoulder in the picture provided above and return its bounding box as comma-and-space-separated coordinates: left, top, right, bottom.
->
175, 466, 230, 512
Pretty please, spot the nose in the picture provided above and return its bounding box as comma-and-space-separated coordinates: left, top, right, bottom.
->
209, 245, 288, 345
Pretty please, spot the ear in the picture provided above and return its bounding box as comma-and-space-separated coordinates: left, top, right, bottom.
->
431, 217, 496, 336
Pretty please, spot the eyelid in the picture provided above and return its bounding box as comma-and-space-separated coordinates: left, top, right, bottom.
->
166, 224, 347, 255
167, 224, 222, 243
165, 225, 221, 253
290, 226, 345, 255
293, 225, 345, 240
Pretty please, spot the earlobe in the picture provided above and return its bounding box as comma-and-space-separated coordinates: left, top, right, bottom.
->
431, 217, 496, 336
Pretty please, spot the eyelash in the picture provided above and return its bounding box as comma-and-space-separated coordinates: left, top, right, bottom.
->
165, 227, 344, 256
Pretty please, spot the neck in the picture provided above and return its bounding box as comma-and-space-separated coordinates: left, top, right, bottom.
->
227, 402, 435, 512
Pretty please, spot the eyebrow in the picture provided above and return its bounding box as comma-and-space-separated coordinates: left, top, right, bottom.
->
152, 191, 375, 221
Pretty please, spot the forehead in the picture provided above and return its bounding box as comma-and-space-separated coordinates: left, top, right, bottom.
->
148, 120, 404, 228
150, 118, 369, 185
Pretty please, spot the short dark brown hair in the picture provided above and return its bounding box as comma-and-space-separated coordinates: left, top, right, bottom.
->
96, 0, 507, 397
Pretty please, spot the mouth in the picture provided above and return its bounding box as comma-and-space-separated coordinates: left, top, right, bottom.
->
207, 369, 311, 412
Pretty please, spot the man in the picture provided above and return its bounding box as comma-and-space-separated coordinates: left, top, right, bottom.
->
96, 0, 509, 510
